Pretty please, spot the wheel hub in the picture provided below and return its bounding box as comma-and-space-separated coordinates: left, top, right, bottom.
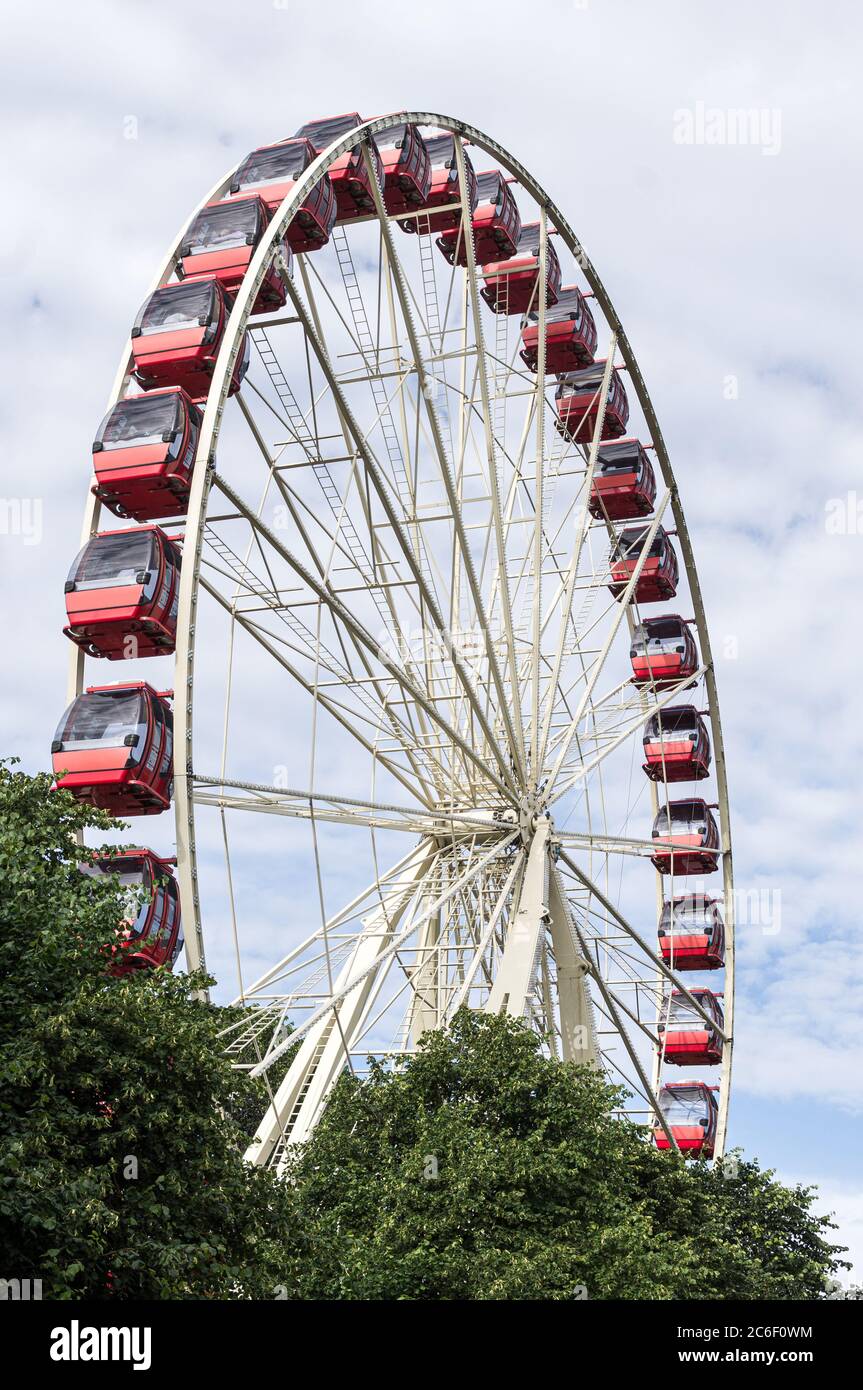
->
517, 792, 551, 845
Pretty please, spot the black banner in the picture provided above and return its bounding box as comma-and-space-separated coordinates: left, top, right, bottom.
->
3, 1295, 858, 1375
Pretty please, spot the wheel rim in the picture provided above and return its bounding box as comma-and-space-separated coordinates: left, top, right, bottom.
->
67, 112, 735, 1169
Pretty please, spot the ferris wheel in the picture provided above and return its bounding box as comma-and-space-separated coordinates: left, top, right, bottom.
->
55, 111, 735, 1170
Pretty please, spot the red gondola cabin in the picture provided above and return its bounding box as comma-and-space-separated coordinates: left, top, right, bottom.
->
179, 196, 291, 314
630, 615, 698, 688
401, 134, 477, 234
130, 278, 249, 401
658, 990, 724, 1067
555, 361, 629, 443
520, 284, 597, 374
230, 138, 337, 252
80, 849, 183, 975
293, 113, 383, 221
643, 705, 711, 783
91, 388, 201, 522
608, 525, 679, 603
654, 1082, 718, 1157
651, 799, 720, 875
436, 170, 521, 267
52, 683, 173, 816
480, 222, 562, 315
375, 123, 432, 215
588, 438, 656, 520
64, 526, 181, 660
658, 894, 725, 971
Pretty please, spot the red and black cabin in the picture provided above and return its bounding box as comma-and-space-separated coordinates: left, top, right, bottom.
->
401, 134, 477, 234
436, 169, 521, 267
588, 438, 656, 520
658, 894, 725, 971
64, 526, 181, 661
179, 196, 290, 314
651, 798, 720, 875
608, 524, 679, 604
80, 849, 183, 975
92, 387, 201, 522
630, 615, 698, 688
293, 113, 384, 221
375, 123, 432, 214
230, 137, 337, 252
52, 682, 173, 816
658, 990, 724, 1067
130, 278, 249, 402
480, 221, 562, 315
520, 283, 597, 374
555, 361, 629, 443
643, 705, 711, 783
654, 1082, 719, 1157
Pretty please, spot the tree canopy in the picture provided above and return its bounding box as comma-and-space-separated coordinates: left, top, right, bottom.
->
0, 761, 288, 1298
278, 1009, 846, 1300
0, 761, 847, 1300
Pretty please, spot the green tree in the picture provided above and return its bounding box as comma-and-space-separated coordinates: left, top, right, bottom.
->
0, 761, 289, 1299
0, 762, 848, 1302
278, 1009, 847, 1300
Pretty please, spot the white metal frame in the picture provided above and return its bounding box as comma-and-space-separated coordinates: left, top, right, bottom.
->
67, 112, 734, 1165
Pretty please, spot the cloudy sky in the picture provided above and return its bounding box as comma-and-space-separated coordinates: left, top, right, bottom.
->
2, 0, 861, 1278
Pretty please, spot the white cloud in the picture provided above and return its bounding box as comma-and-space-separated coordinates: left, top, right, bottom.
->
784, 1178, 863, 1283
1, 0, 862, 1267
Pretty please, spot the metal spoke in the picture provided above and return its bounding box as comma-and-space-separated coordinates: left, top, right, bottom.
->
67, 111, 733, 1166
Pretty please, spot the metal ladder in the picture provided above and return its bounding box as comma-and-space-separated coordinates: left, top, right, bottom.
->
417, 215, 444, 359
331, 226, 436, 596
493, 277, 510, 465
331, 228, 415, 510
250, 327, 393, 635
268, 1027, 335, 1169
510, 372, 571, 647
202, 524, 439, 785
250, 326, 446, 780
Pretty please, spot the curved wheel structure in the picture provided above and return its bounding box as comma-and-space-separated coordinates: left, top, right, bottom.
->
66, 112, 734, 1169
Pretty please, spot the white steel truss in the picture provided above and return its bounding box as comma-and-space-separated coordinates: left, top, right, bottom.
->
69, 111, 735, 1165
